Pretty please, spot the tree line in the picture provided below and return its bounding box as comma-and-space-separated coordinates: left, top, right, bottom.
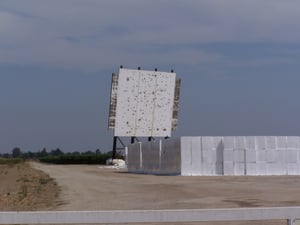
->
0, 147, 120, 165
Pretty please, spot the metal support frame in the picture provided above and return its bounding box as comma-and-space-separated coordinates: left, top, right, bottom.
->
112, 136, 126, 159
130, 136, 141, 143
148, 137, 155, 142
288, 218, 296, 225
131, 136, 135, 144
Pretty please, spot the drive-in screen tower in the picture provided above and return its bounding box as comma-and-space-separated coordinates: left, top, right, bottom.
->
108, 66, 181, 157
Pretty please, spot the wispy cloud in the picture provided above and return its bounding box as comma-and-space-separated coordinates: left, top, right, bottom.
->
1, 0, 300, 71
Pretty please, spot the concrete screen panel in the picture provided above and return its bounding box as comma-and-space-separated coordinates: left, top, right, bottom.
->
114, 68, 176, 137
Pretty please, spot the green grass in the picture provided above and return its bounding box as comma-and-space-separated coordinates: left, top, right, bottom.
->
39, 177, 53, 185
0, 157, 24, 164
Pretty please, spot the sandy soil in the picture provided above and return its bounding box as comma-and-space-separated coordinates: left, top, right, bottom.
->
0, 162, 60, 211
30, 162, 300, 225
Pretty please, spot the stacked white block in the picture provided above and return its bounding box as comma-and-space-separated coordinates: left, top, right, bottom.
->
286, 136, 300, 175
160, 138, 181, 175
127, 136, 300, 176
180, 136, 201, 176
180, 137, 223, 176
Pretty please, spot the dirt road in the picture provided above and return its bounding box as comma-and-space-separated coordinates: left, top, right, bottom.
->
31, 162, 300, 211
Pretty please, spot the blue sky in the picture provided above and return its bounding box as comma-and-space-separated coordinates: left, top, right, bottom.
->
1, 0, 300, 153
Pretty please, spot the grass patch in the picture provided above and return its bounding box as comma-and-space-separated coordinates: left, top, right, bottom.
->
39, 177, 52, 185
0, 157, 24, 165
19, 184, 28, 200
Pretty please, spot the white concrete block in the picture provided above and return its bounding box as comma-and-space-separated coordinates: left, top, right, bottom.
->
215, 148, 224, 163
160, 138, 181, 175
180, 137, 193, 176
191, 136, 201, 157
287, 136, 299, 148
202, 150, 213, 163
256, 162, 267, 175
280, 163, 288, 175
255, 136, 266, 150
215, 163, 223, 175
223, 149, 234, 161
215, 138, 224, 163
266, 149, 276, 163
202, 136, 214, 150
223, 136, 235, 149
267, 163, 286, 175
286, 150, 298, 163
245, 136, 255, 149
128, 135, 300, 176
246, 163, 257, 175
266, 163, 274, 175
296, 149, 300, 163
210, 149, 217, 163
223, 161, 234, 175
277, 136, 287, 149
288, 163, 298, 175
191, 137, 202, 174
206, 163, 216, 175
234, 162, 245, 175
297, 164, 300, 174
235, 136, 245, 149
266, 136, 276, 149
213, 136, 223, 148
234, 149, 245, 163
201, 161, 218, 175
297, 149, 300, 163
245, 149, 256, 163
200, 162, 209, 175
276, 150, 287, 163
256, 150, 266, 162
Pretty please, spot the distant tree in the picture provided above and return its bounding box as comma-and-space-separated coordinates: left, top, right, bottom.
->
2, 153, 10, 158
37, 148, 48, 158
95, 149, 101, 154
12, 147, 22, 158
23, 151, 35, 159
50, 148, 63, 156
71, 151, 80, 155
84, 150, 93, 155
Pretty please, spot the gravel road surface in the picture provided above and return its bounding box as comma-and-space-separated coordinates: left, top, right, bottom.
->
31, 162, 300, 224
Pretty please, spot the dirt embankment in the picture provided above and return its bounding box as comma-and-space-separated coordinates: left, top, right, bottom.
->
0, 162, 61, 210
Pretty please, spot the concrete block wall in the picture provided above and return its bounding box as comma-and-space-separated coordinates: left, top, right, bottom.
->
180, 136, 224, 176
181, 136, 300, 175
127, 136, 300, 176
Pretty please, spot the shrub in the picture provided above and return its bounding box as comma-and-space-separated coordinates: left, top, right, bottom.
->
38, 152, 111, 164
